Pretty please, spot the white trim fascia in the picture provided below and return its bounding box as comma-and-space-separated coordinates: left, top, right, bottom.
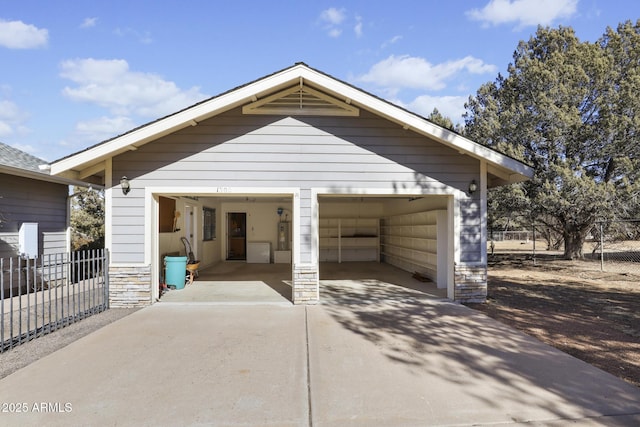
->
447, 195, 456, 300
311, 186, 459, 197
309, 190, 320, 265
144, 187, 155, 267
292, 189, 301, 267
51, 64, 533, 183
480, 161, 488, 266
66, 227, 71, 253
142, 186, 300, 197
150, 192, 160, 301
453, 192, 462, 266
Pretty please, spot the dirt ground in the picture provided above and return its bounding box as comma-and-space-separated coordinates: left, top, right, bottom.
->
466, 248, 640, 388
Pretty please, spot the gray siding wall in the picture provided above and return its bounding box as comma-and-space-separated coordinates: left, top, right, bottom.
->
0, 173, 69, 258
111, 108, 480, 264
0, 232, 68, 258
0, 232, 18, 259
43, 231, 68, 254
460, 198, 482, 263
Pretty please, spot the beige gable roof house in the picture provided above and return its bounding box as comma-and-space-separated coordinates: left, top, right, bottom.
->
51, 63, 532, 307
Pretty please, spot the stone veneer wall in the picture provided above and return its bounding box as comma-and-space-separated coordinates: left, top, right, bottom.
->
293, 264, 319, 304
109, 265, 152, 307
454, 264, 487, 303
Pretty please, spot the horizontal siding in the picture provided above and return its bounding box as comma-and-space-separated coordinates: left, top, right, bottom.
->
0, 231, 68, 258
0, 233, 19, 258
115, 110, 478, 191
111, 108, 480, 263
0, 173, 68, 233
43, 231, 68, 254
459, 199, 482, 263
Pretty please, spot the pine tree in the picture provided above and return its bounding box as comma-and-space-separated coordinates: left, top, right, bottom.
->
465, 22, 640, 259
70, 187, 105, 251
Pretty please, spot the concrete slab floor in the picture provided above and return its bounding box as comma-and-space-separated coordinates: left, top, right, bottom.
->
0, 299, 639, 426
159, 261, 447, 305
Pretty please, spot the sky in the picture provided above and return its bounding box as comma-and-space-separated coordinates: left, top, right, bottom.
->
0, 0, 639, 162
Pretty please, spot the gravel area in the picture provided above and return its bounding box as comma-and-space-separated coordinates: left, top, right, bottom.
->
0, 308, 138, 379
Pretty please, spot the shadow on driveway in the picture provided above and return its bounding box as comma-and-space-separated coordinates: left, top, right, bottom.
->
0, 283, 638, 426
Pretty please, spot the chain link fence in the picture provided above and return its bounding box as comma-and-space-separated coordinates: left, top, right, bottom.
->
489, 220, 640, 275
586, 220, 640, 274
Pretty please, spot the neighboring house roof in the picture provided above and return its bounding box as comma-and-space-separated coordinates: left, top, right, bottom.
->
0, 142, 100, 188
0, 141, 49, 173
51, 63, 534, 186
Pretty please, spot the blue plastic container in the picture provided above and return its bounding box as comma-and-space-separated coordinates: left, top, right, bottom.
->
164, 256, 188, 289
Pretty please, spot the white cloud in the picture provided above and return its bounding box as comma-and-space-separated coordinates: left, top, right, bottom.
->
406, 94, 468, 123
466, 0, 578, 29
381, 35, 402, 49
0, 121, 11, 137
0, 99, 29, 137
354, 16, 363, 38
68, 116, 136, 145
59, 116, 138, 150
114, 27, 153, 44
0, 19, 48, 49
319, 7, 348, 38
358, 55, 497, 92
59, 58, 209, 147
59, 58, 208, 118
320, 7, 346, 25
80, 17, 98, 29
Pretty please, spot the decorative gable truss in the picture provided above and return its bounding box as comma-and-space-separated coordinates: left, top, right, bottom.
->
242, 79, 359, 117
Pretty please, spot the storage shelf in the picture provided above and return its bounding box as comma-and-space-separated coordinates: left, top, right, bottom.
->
380, 210, 446, 285
319, 218, 380, 263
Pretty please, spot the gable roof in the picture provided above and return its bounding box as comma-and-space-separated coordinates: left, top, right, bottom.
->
51, 63, 533, 186
0, 141, 99, 187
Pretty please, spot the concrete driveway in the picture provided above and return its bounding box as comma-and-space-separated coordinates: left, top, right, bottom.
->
1, 283, 639, 426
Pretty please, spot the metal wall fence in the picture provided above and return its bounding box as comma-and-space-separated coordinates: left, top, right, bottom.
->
1, 249, 109, 353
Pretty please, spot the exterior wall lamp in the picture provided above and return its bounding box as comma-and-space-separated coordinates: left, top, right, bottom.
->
468, 180, 478, 196
120, 176, 131, 195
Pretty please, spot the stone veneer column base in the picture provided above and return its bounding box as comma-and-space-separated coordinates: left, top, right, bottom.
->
454, 264, 488, 303
292, 264, 319, 304
109, 265, 152, 307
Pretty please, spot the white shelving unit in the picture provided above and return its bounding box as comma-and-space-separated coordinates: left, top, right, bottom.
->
380, 210, 448, 287
319, 218, 380, 263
